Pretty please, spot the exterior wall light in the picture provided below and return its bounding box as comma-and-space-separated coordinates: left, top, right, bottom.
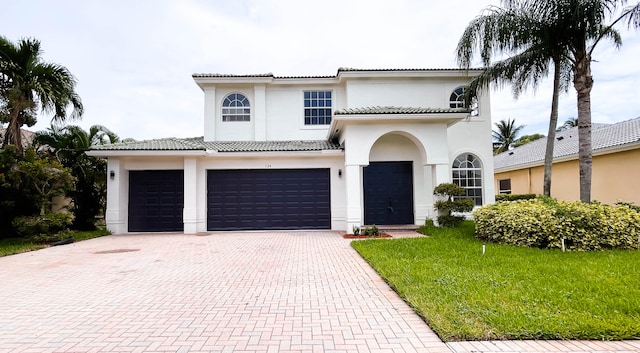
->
110, 170, 115, 180
338, 169, 342, 177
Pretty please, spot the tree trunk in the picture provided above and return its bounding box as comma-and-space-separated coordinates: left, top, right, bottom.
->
5, 108, 24, 154
543, 59, 561, 196
573, 49, 593, 203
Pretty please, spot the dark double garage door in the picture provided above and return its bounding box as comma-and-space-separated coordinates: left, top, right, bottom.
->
128, 169, 331, 232
207, 169, 330, 230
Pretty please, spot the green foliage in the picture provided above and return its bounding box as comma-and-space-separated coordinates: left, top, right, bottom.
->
513, 133, 545, 147
0, 146, 73, 236
352, 221, 640, 341
363, 224, 380, 236
35, 124, 116, 230
495, 193, 538, 202
616, 201, 640, 213
474, 198, 640, 251
434, 183, 474, 227
12, 212, 73, 238
352, 225, 360, 236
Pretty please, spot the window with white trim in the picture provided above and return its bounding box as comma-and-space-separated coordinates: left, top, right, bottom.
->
304, 91, 332, 125
449, 87, 466, 108
498, 179, 512, 194
452, 153, 483, 206
222, 93, 250, 122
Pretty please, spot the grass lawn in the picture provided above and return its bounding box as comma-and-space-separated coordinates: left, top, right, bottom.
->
0, 228, 110, 257
351, 221, 640, 341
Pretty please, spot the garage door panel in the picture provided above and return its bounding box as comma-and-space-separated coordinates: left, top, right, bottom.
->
129, 170, 184, 232
207, 169, 330, 230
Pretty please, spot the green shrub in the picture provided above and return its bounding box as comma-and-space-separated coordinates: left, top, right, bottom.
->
474, 198, 640, 251
12, 213, 73, 238
363, 224, 380, 236
352, 225, 360, 236
495, 193, 538, 202
616, 201, 640, 213
433, 183, 474, 227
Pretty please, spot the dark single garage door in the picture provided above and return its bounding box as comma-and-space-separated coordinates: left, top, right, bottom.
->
363, 161, 414, 225
207, 169, 330, 230
129, 170, 184, 232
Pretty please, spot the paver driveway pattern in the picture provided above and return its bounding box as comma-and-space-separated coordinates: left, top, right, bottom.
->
0, 231, 449, 353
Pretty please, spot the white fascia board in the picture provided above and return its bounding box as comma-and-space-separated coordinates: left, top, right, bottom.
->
193, 76, 274, 89
336, 69, 483, 81
86, 150, 206, 157
204, 150, 344, 158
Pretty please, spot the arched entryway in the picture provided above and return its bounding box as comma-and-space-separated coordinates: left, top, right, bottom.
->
363, 133, 424, 225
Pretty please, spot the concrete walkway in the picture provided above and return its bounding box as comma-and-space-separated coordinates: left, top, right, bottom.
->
0, 231, 638, 353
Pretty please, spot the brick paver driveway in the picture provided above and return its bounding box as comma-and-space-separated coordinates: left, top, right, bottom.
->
0, 231, 448, 353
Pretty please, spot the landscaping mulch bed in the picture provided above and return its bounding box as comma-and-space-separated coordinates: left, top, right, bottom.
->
343, 233, 392, 239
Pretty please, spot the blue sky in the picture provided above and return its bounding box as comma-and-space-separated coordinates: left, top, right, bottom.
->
3, 0, 640, 140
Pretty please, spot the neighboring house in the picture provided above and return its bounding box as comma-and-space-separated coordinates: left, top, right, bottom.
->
494, 117, 640, 204
0, 128, 35, 149
89, 68, 495, 234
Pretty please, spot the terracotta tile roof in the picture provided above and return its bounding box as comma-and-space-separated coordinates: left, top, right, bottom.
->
494, 117, 640, 170
90, 137, 342, 152
334, 106, 469, 115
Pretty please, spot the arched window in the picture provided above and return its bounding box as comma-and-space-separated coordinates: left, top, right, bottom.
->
222, 93, 250, 122
449, 86, 466, 109
452, 153, 483, 206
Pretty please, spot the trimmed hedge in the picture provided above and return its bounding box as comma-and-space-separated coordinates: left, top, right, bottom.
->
474, 198, 640, 251
495, 193, 538, 202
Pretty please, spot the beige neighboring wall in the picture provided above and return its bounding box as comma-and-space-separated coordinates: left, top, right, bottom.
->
495, 148, 640, 205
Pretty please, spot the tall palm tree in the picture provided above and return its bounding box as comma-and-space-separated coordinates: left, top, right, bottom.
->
0, 36, 83, 154
546, 0, 640, 202
456, 1, 573, 196
492, 118, 525, 153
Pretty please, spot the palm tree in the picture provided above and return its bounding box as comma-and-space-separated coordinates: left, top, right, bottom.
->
509, 0, 640, 202
35, 124, 118, 230
557, 117, 578, 131
0, 36, 83, 154
493, 118, 525, 153
456, 0, 573, 196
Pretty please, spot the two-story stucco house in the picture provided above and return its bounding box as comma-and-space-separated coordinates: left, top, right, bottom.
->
89, 68, 495, 234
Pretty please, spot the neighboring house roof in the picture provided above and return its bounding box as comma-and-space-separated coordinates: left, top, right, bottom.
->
90, 137, 342, 153
494, 117, 640, 171
334, 106, 469, 115
0, 128, 36, 149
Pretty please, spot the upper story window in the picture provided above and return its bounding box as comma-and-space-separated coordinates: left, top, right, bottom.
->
449, 86, 467, 109
452, 153, 483, 206
304, 91, 332, 125
222, 93, 250, 122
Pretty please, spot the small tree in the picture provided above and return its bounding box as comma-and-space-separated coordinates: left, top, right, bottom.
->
433, 183, 474, 227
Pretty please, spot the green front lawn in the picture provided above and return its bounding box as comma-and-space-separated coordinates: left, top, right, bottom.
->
0, 228, 110, 257
351, 222, 640, 341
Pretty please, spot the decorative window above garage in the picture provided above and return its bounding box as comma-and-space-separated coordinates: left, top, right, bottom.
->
304, 91, 332, 125
222, 93, 250, 122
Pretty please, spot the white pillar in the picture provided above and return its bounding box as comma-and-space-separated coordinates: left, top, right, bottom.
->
434, 163, 451, 185
203, 86, 216, 141
183, 157, 198, 234
421, 164, 435, 222
345, 164, 363, 233
254, 85, 266, 141
105, 158, 126, 234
